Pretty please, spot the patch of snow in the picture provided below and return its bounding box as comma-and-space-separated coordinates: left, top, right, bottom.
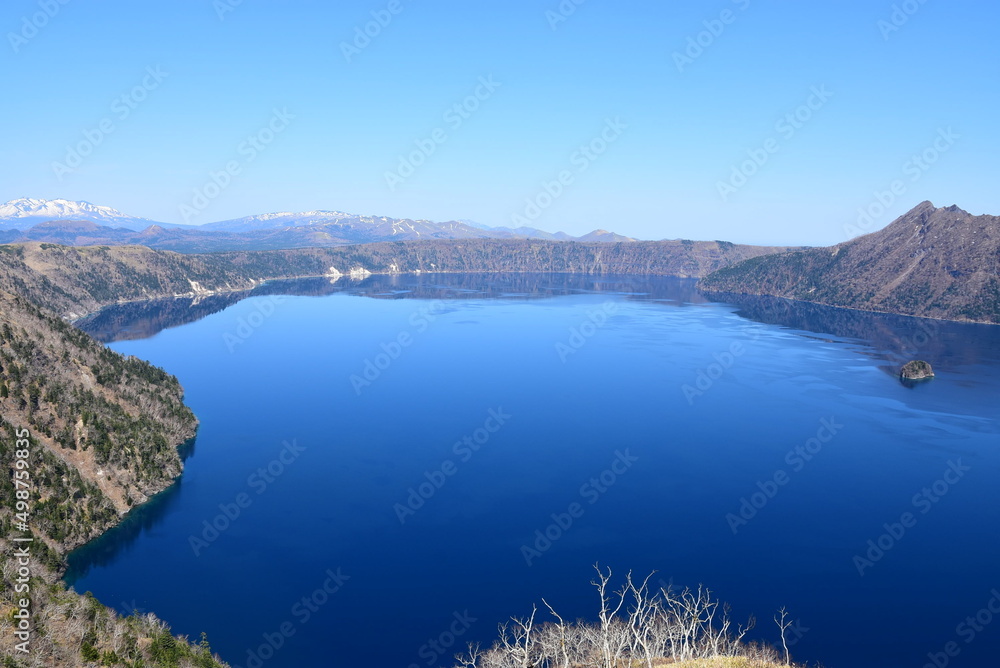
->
348, 266, 371, 279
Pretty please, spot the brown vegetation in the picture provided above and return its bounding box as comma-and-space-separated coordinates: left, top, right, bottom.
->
0, 257, 225, 665
0, 238, 793, 320
700, 202, 1000, 324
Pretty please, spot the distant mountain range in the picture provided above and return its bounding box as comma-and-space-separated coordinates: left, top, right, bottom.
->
0, 198, 636, 252
0, 198, 169, 231
700, 202, 1000, 324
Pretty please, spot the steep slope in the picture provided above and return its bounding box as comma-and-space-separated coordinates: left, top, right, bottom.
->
0, 292, 229, 666
700, 202, 1000, 323
0, 293, 196, 530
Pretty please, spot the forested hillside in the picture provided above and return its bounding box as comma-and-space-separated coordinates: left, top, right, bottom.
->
0, 268, 227, 665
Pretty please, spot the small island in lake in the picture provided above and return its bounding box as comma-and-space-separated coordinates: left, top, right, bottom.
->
900, 360, 935, 382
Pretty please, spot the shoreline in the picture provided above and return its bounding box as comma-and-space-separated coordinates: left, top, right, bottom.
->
698, 287, 1000, 327
64, 268, 1000, 328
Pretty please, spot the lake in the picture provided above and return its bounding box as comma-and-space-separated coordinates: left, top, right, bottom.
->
66, 274, 1000, 668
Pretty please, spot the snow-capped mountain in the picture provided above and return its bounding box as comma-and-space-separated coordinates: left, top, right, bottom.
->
0, 198, 168, 231
203, 210, 633, 242
0, 198, 636, 250
201, 210, 357, 232
203, 210, 498, 240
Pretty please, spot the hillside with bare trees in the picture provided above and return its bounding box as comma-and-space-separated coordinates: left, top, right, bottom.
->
456, 567, 805, 668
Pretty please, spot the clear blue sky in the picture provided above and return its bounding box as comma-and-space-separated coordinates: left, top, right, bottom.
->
2, 0, 997, 245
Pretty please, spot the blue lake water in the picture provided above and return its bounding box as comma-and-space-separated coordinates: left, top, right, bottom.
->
67, 274, 1000, 668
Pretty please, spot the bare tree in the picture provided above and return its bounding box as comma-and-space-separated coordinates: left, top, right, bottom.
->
623, 570, 663, 668
494, 606, 539, 668
456, 642, 485, 668
540, 599, 574, 668
592, 565, 629, 668
454, 566, 793, 668
775, 606, 793, 665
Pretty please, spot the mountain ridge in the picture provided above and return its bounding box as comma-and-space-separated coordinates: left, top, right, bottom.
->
699, 202, 1000, 323
4, 199, 998, 324
0, 238, 796, 321
0, 198, 637, 249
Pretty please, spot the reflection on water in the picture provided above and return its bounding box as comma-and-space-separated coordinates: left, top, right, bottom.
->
75, 273, 711, 342
705, 291, 1000, 379
77, 274, 1000, 383
64, 454, 189, 586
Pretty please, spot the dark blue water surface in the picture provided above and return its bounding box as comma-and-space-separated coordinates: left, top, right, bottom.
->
67, 275, 1000, 668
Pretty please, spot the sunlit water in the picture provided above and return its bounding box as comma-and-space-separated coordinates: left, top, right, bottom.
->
67, 275, 1000, 668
